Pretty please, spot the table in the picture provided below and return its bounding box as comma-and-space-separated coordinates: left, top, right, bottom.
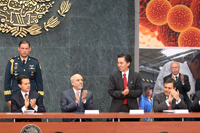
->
0, 112, 200, 133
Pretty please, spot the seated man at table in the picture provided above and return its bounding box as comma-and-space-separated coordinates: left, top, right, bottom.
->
60, 74, 94, 122
190, 90, 200, 120
153, 78, 187, 121
11, 75, 46, 122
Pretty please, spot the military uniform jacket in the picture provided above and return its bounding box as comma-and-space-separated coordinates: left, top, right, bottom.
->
4, 56, 44, 101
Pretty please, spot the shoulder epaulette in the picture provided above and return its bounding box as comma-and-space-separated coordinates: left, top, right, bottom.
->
30, 56, 39, 61
8, 56, 17, 60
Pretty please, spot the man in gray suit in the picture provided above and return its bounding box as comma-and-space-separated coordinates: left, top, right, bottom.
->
108, 54, 143, 121
60, 74, 94, 122
153, 78, 187, 121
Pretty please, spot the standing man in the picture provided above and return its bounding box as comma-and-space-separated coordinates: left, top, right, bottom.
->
11, 75, 46, 122
153, 78, 187, 121
4, 40, 44, 110
61, 74, 94, 122
108, 54, 142, 121
164, 62, 191, 109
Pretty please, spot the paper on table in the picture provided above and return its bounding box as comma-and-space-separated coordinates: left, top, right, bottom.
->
163, 110, 175, 113
6, 112, 22, 114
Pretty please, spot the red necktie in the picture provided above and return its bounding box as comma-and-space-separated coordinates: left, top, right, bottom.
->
123, 74, 127, 104
168, 102, 172, 110
25, 93, 29, 122
168, 102, 172, 120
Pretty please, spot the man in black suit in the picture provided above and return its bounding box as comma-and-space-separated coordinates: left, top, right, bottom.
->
61, 74, 94, 122
153, 78, 187, 121
164, 61, 191, 109
11, 75, 46, 122
191, 90, 200, 111
190, 90, 200, 121
108, 54, 142, 121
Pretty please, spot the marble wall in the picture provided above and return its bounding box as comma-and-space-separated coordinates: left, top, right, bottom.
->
0, 0, 135, 121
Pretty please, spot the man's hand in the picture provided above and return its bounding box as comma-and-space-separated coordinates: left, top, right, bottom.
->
171, 89, 180, 101
167, 93, 173, 103
75, 92, 79, 105
180, 74, 184, 83
7, 101, 11, 111
30, 99, 36, 108
81, 90, 88, 102
122, 87, 129, 96
171, 74, 175, 80
24, 95, 29, 108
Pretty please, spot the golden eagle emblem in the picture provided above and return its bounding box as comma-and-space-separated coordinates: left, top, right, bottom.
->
0, 0, 71, 37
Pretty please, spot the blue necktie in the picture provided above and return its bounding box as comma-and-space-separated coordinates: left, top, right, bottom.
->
77, 92, 80, 107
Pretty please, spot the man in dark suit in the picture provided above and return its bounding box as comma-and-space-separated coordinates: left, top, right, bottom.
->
4, 40, 44, 110
164, 61, 191, 109
153, 78, 187, 121
11, 75, 46, 122
190, 91, 200, 112
61, 74, 94, 122
108, 54, 142, 121
190, 90, 200, 120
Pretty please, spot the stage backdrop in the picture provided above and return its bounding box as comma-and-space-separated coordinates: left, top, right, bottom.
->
0, 0, 135, 121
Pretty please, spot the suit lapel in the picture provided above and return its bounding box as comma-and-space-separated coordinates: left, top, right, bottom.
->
70, 89, 76, 101
172, 99, 176, 109
18, 93, 24, 106
161, 93, 166, 102
29, 91, 34, 100
117, 71, 124, 90
79, 89, 83, 108
128, 71, 134, 88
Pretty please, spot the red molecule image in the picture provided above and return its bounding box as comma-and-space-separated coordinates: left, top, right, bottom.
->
190, 0, 200, 29
157, 24, 180, 47
140, 0, 157, 32
169, 0, 192, 7
178, 27, 200, 47
167, 5, 193, 32
146, 0, 172, 25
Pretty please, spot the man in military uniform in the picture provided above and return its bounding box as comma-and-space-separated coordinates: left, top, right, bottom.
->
4, 40, 44, 110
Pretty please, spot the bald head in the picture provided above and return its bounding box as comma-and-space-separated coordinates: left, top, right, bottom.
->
170, 62, 180, 75
70, 74, 83, 91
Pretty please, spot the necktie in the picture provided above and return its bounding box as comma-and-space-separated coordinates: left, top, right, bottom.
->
175, 76, 178, 82
77, 92, 80, 107
168, 101, 172, 120
22, 60, 25, 66
168, 102, 172, 110
25, 93, 29, 122
25, 93, 28, 98
123, 73, 127, 104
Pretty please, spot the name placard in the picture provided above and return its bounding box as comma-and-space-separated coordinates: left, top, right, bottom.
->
174, 109, 189, 114
129, 110, 144, 114
85, 110, 99, 114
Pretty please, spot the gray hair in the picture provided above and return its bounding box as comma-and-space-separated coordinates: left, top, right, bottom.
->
70, 76, 73, 82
